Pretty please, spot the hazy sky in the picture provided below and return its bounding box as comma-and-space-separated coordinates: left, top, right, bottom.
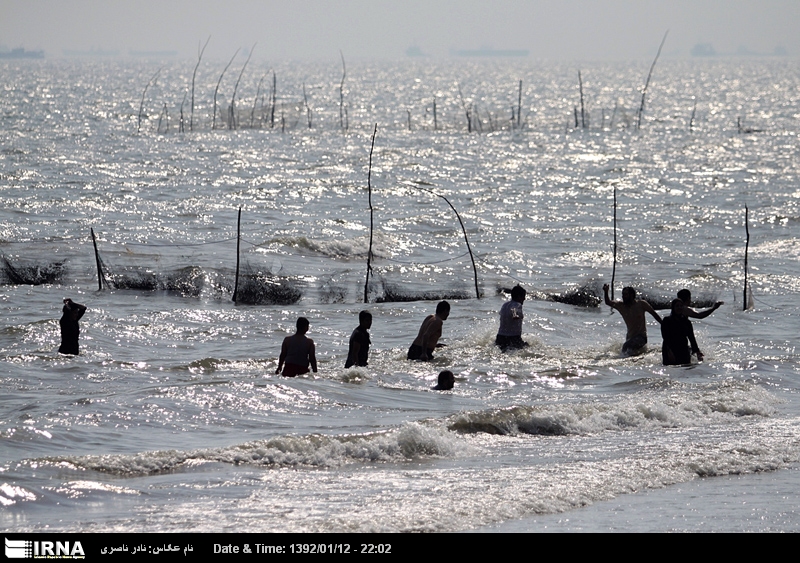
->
1, 0, 798, 61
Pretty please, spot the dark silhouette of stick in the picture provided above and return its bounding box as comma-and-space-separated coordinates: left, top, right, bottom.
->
91, 228, 105, 290
457, 83, 472, 132
190, 36, 210, 132
270, 71, 276, 129
302, 83, 312, 128
339, 51, 346, 131
517, 79, 522, 128
637, 30, 668, 130
578, 71, 586, 128
611, 187, 617, 300
229, 43, 255, 130
743, 205, 750, 311
213, 49, 240, 130
363, 124, 378, 303
689, 98, 697, 131
179, 92, 187, 133
251, 73, 266, 128
137, 67, 162, 133
410, 186, 480, 299
233, 206, 241, 303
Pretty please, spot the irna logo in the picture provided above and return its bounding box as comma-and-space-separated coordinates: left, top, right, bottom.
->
5, 539, 85, 559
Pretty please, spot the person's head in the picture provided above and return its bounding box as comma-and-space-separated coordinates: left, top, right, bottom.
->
511, 285, 526, 303
677, 288, 691, 306
296, 317, 310, 334
436, 300, 450, 320
621, 286, 636, 305
434, 370, 455, 390
670, 298, 686, 317
359, 310, 372, 329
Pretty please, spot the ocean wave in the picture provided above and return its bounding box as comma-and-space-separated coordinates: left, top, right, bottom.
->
448, 382, 777, 436
46, 422, 469, 477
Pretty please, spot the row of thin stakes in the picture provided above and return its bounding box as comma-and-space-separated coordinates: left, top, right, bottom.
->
139, 31, 769, 135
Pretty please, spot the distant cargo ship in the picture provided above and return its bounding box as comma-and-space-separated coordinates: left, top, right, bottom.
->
0, 47, 44, 59
63, 48, 120, 57
452, 47, 528, 58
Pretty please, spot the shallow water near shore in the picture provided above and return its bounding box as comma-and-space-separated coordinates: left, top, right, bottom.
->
1, 56, 799, 532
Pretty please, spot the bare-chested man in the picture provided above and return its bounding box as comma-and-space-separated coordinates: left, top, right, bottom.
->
407, 301, 450, 361
603, 284, 662, 354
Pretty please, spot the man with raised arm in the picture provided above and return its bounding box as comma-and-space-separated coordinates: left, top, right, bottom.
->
677, 288, 723, 319
603, 284, 662, 354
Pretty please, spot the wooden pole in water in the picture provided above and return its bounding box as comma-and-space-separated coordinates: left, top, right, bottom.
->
578, 71, 586, 129
363, 125, 378, 303
413, 186, 480, 299
190, 36, 210, 132
233, 206, 242, 303
636, 30, 668, 131
743, 204, 749, 311
517, 79, 522, 128
90, 228, 104, 290
611, 188, 618, 300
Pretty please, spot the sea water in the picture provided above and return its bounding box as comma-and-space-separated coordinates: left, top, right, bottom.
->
1, 57, 799, 532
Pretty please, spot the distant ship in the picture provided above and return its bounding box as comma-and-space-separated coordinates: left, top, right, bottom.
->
452, 47, 528, 58
130, 50, 178, 58
0, 47, 44, 59
63, 48, 120, 57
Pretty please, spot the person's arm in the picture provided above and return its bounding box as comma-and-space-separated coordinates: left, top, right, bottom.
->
276, 337, 288, 374
686, 322, 703, 361
686, 302, 723, 319
602, 284, 615, 308
420, 320, 443, 360
308, 339, 317, 372
345, 339, 359, 368
65, 299, 86, 321
643, 301, 662, 324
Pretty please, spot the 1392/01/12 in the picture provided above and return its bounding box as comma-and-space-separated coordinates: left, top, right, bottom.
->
289, 544, 391, 554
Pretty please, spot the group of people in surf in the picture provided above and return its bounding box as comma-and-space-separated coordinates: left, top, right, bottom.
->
273, 283, 719, 386
58, 282, 720, 385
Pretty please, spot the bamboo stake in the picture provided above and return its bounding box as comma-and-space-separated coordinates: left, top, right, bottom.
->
233, 206, 241, 303
229, 43, 256, 130
137, 67, 162, 134
90, 228, 104, 291
363, 125, 378, 303
578, 71, 586, 128
213, 49, 240, 130
269, 71, 277, 129
611, 187, 617, 300
190, 36, 210, 132
251, 73, 266, 128
743, 205, 749, 311
339, 51, 347, 131
517, 79, 523, 128
411, 186, 480, 299
637, 30, 668, 130
302, 82, 312, 128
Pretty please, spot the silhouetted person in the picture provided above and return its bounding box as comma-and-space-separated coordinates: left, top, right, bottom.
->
276, 317, 318, 377
496, 285, 528, 351
407, 301, 450, 361
603, 284, 662, 354
59, 298, 86, 355
433, 370, 455, 391
661, 299, 704, 365
677, 288, 723, 319
345, 310, 372, 368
